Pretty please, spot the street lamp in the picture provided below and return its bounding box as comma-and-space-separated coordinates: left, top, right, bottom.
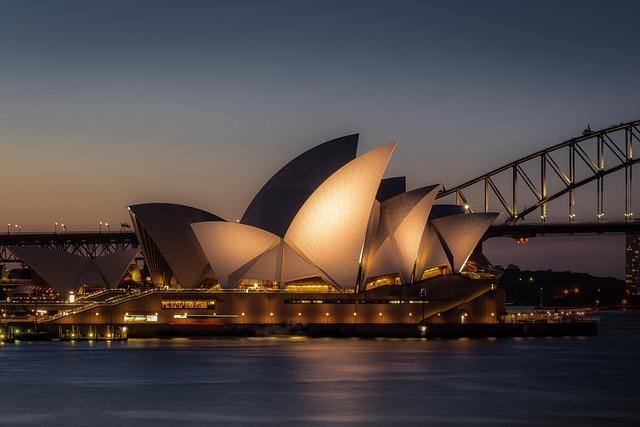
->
95, 312, 99, 338
420, 288, 428, 325
105, 222, 110, 233
6, 223, 10, 235
54, 222, 58, 234
98, 221, 103, 233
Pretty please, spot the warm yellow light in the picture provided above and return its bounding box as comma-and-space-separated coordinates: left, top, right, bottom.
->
298, 312, 302, 316
353, 312, 357, 316
409, 313, 412, 316
241, 312, 245, 316
378, 312, 382, 316
269, 312, 273, 316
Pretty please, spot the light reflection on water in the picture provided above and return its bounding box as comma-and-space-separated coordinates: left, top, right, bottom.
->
0, 312, 639, 426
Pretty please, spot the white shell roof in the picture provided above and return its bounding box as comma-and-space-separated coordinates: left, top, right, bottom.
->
430, 212, 498, 272
284, 142, 397, 289
129, 203, 222, 288
192, 221, 281, 288
8, 246, 138, 294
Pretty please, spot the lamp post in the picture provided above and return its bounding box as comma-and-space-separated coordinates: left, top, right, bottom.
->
98, 221, 103, 233
420, 288, 427, 325
6, 224, 10, 235
105, 222, 110, 233
54, 222, 58, 234
94, 312, 99, 339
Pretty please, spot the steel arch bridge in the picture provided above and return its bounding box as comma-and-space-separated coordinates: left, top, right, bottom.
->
436, 119, 639, 225
0, 232, 139, 263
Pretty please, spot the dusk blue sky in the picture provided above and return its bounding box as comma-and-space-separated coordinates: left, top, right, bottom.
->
2, 0, 638, 277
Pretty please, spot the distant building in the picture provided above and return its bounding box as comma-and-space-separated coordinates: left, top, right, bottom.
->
626, 232, 640, 296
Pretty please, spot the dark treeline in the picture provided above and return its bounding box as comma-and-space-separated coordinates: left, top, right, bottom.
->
497, 265, 636, 307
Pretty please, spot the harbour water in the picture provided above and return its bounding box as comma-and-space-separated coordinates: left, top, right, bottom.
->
0, 311, 638, 426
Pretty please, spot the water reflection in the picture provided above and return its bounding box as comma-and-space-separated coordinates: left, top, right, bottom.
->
0, 312, 638, 426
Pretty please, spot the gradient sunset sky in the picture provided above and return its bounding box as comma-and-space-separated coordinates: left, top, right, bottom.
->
2, 0, 639, 277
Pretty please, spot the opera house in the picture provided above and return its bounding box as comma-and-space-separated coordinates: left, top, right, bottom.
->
7, 135, 504, 335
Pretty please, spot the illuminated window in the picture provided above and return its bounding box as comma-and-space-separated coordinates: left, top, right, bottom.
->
161, 300, 215, 309
124, 313, 158, 323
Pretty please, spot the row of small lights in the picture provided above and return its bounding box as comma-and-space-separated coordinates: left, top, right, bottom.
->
5, 221, 119, 233
237, 312, 447, 318
463, 203, 635, 221
6, 223, 23, 234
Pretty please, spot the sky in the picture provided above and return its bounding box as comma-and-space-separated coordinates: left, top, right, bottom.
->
1, 0, 638, 278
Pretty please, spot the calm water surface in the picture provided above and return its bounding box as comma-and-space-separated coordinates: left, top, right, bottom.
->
0, 311, 639, 426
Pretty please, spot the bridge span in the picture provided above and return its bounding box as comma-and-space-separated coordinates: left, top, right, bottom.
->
1, 221, 638, 263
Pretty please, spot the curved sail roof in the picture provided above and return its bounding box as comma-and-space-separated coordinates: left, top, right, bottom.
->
241, 134, 359, 237
415, 224, 451, 274
376, 176, 406, 202
9, 246, 88, 294
92, 248, 140, 288
382, 185, 440, 282
129, 203, 223, 288
229, 243, 282, 286
364, 185, 439, 283
281, 242, 328, 284
365, 236, 401, 279
430, 212, 498, 272
192, 222, 281, 288
284, 142, 397, 289
223, 241, 329, 286
8, 246, 138, 294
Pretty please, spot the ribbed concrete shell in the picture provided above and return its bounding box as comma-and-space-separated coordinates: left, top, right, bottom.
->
8, 246, 138, 294
365, 236, 401, 280
192, 222, 281, 288
383, 185, 440, 282
241, 134, 359, 237
231, 243, 283, 286
228, 241, 329, 286
280, 242, 328, 284
430, 213, 498, 272
9, 246, 88, 294
284, 142, 397, 289
376, 176, 406, 202
415, 224, 451, 274
129, 203, 223, 288
429, 204, 466, 220
364, 185, 439, 283
92, 248, 140, 288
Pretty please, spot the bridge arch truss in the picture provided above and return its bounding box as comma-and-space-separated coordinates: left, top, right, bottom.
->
437, 120, 640, 223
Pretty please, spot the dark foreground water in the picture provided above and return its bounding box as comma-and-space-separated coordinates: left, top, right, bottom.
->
1, 312, 639, 426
